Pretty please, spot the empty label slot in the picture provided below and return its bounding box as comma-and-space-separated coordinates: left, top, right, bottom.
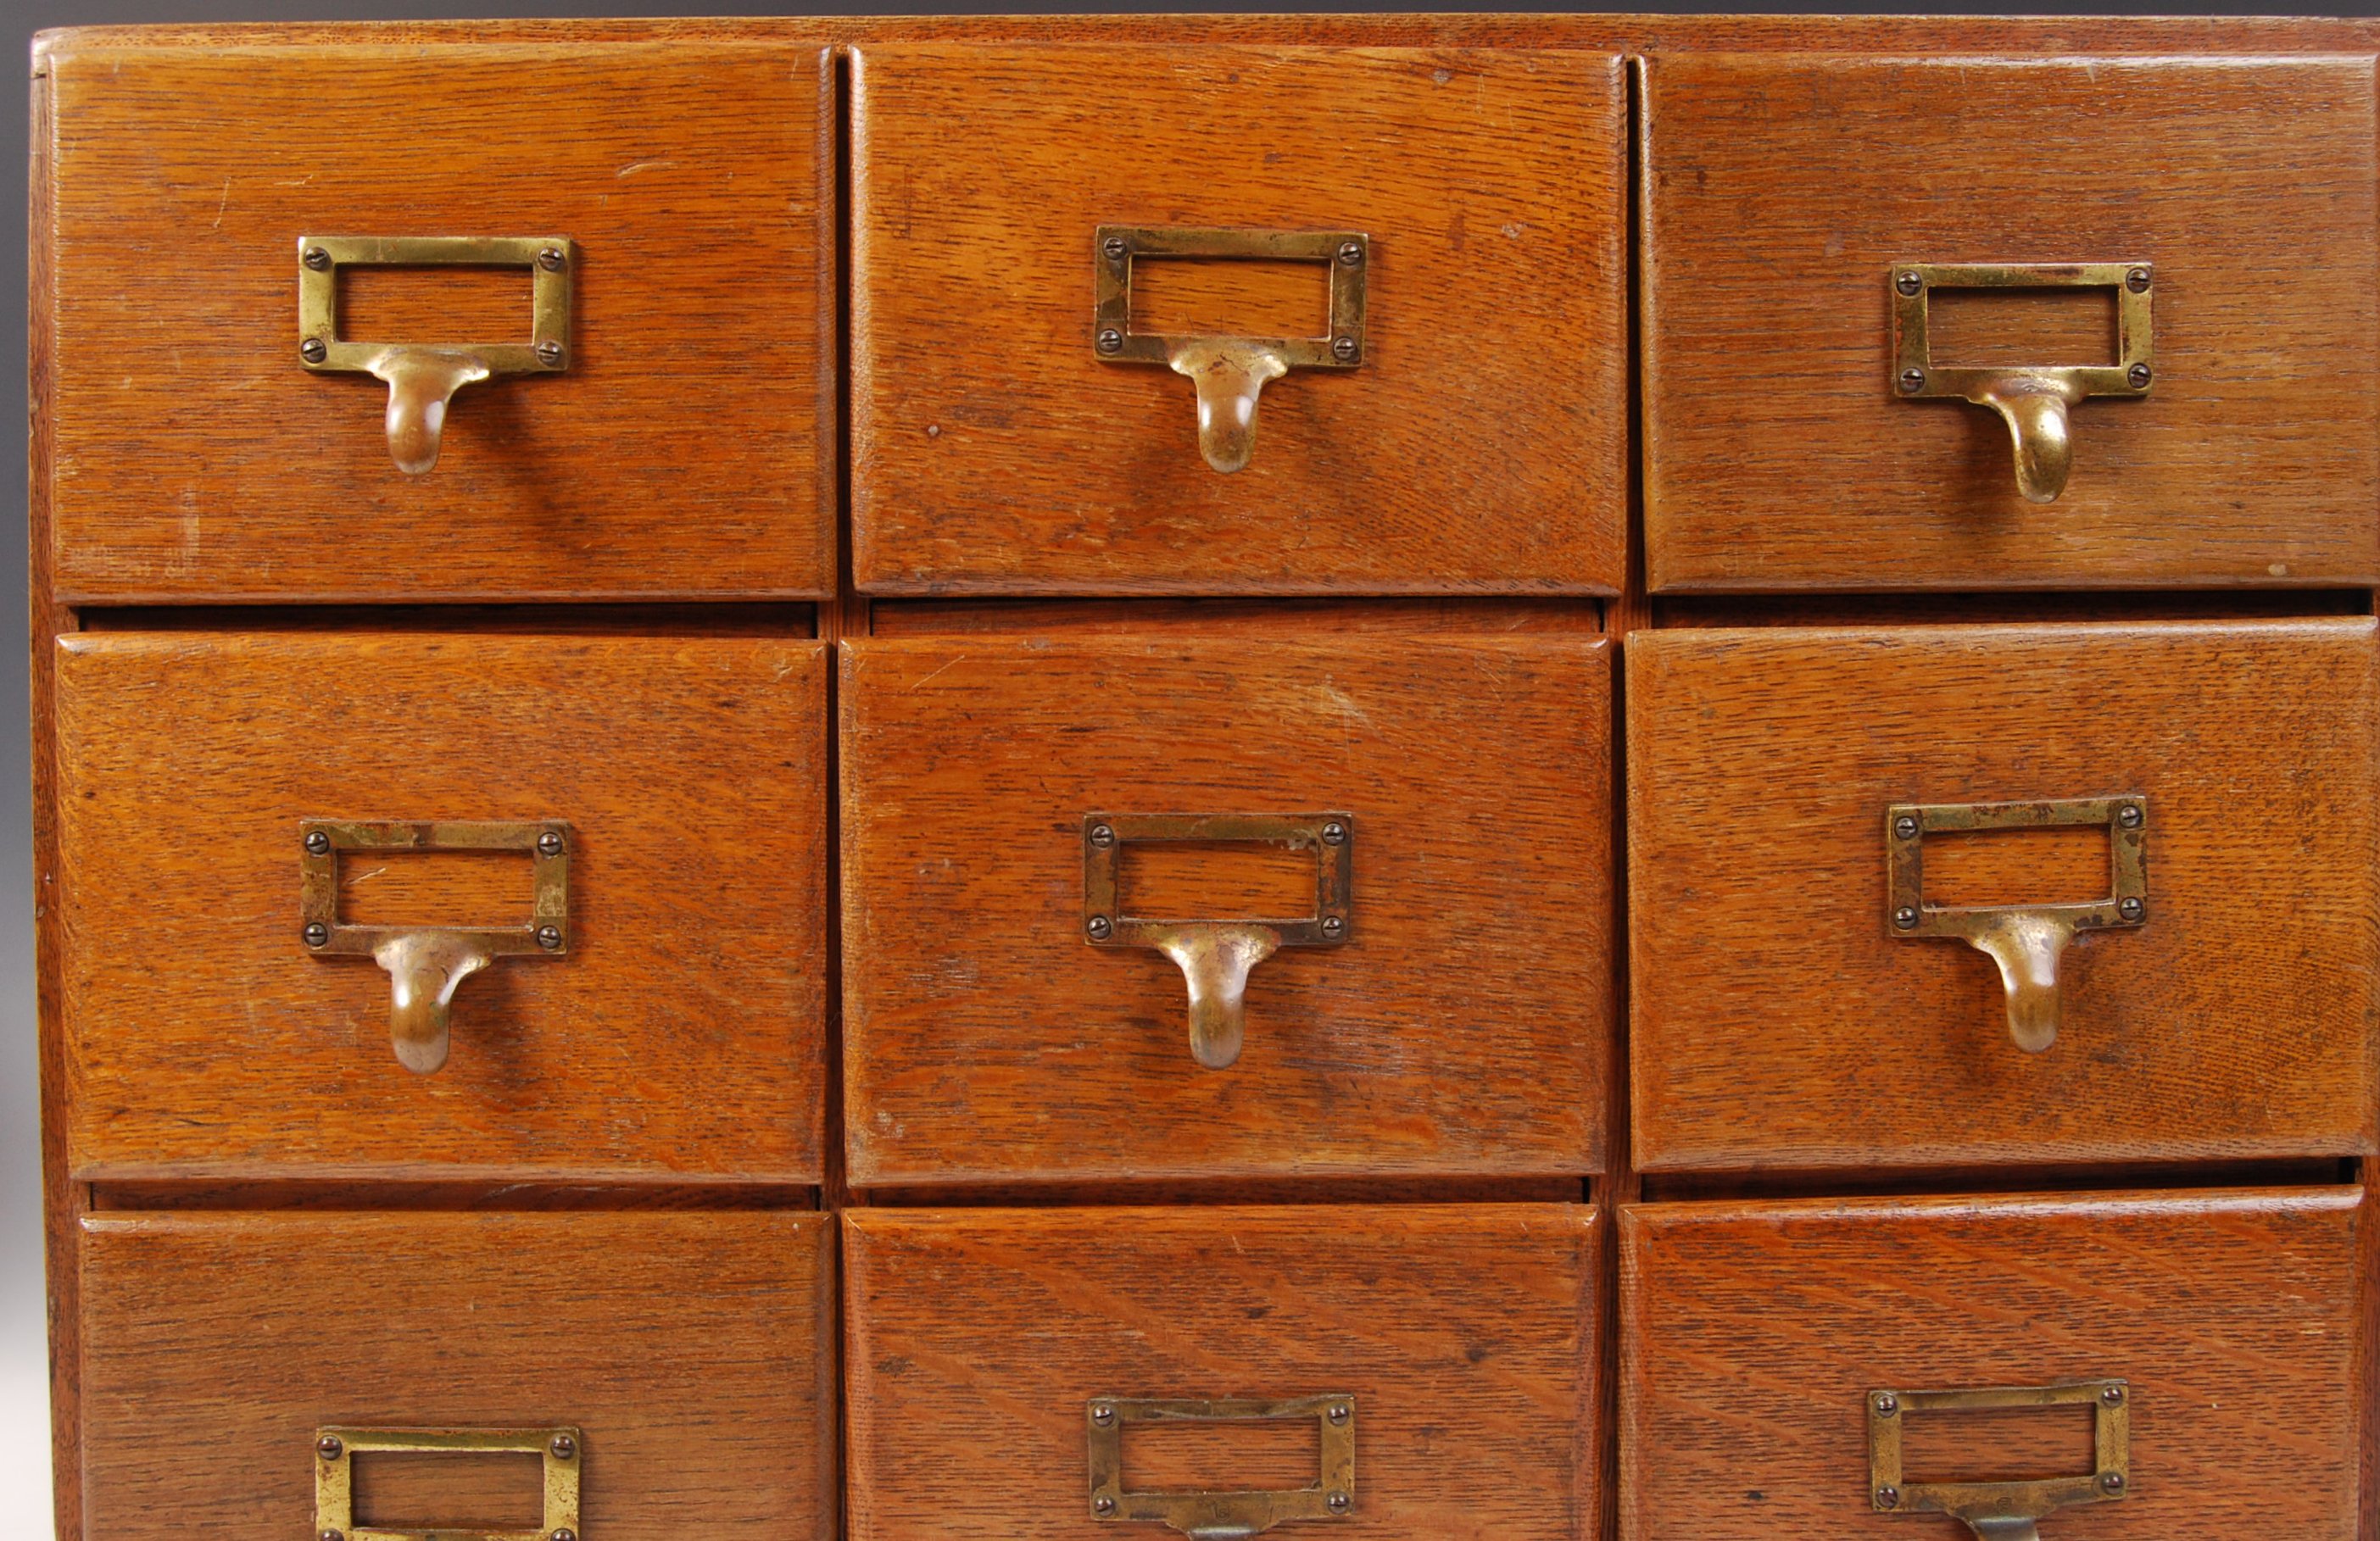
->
1131, 258, 1332, 340
351, 1449, 544, 1530
1898, 1401, 2097, 1487
1924, 824, 2110, 910
337, 847, 538, 928
1926, 285, 2118, 367
337, 264, 533, 343
1122, 1416, 1321, 1493
1118, 840, 1318, 921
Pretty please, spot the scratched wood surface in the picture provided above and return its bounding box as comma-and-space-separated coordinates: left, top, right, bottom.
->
841, 635, 1613, 1187
1628, 620, 2380, 1175
845, 1204, 1602, 1541
1619, 1188, 2363, 1540
78, 1210, 836, 1539
850, 43, 1626, 595
1642, 53, 2380, 592
42, 41, 836, 602
54, 632, 831, 1182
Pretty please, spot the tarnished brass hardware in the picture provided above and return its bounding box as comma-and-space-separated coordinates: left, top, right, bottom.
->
298, 236, 574, 474
1887, 797, 2146, 1054
1869, 1382, 2129, 1541
1084, 813, 1353, 1070
1093, 225, 1368, 473
1087, 1395, 1356, 1538
1891, 262, 2152, 503
315, 1425, 582, 1541
299, 820, 570, 1074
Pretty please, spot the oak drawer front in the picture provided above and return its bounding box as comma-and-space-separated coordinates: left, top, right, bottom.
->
847, 1204, 1601, 1541
44, 41, 835, 602
841, 635, 1613, 1187
850, 43, 1627, 595
1619, 1188, 2362, 1541
1627, 620, 2378, 1175
55, 631, 829, 1183
80, 1210, 836, 1541
1641, 53, 2380, 592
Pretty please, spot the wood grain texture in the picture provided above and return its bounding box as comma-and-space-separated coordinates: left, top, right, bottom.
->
79, 1210, 836, 1540
841, 635, 1613, 1186
43, 41, 836, 602
845, 1204, 1602, 1541
1642, 53, 2380, 592
870, 598, 1605, 635
851, 44, 1626, 595
1629, 620, 2380, 1174
1619, 1188, 2364, 1541
55, 632, 830, 1182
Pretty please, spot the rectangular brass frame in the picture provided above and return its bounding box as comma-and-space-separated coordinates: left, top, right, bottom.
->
1083, 813, 1354, 946
1886, 797, 2148, 940
1093, 226, 1368, 367
1086, 1394, 1357, 1536
299, 820, 571, 958
315, 1425, 582, 1541
298, 236, 573, 376
1869, 1382, 2130, 1521
1892, 261, 2152, 399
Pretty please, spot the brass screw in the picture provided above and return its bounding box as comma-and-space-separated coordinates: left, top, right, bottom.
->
1895, 270, 1922, 297
305, 830, 332, 855
549, 1433, 577, 1459
1874, 1393, 1898, 1416
301, 338, 328, 364
1331, 336, 1359, 363
2128, 363, 2152, 389
1321, 915, 1346, 937
1102, 236, 1128, 261
1326, 1492, 1351, 1514
1095, 1497, 1118, 1516
1892, 815, 1918, 840
1090, 1403, 1116, 1426
2099, 1472, 2125, 1494
1321, 821, 1347, 845
1328, 1403, 1352, 1424
551, 1529, 577, 1541
537, 924, 565, 950
537, 340, 566, 367
1096, 329, 1124, 355
304, 922, 330, 948
538, 247, 567, 272
2117, 804, 2143, 830
317, 1434, 343, 1460
1899, 368, 1926, 393
1337, 241, 1364, 266
1087, 915, 1112, 940
1876, 1487, 1899, 1510
2119, 897, 2145, 921
1892, 907, 1919, 930
321, 1530, 344, 1541
1089, 823, 1115, 848
2126, 267, 2151, 293
304, 247, 332, 271
2101, 1385, 2126, 1406
538, 831, 566, 857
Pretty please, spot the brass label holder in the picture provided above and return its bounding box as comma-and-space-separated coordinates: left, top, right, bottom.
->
1084, 813, 1352, 1071
298, 235, 574, 475
1093, 225, 1368, 474
300, 820, 571, 1075
1087, 1395, 1356, 1538
315, 1425, 582, 1541
1886, 797, 2146, 1054
1869, 1382, 2131, 1541
1891, 261, 2153, 504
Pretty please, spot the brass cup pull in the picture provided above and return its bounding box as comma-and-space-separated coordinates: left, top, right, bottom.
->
1891, 262, 2153, 503
1087, 1395, 1356, 1538
1094, 226, 1368, 473
316, 1425, 582, 1541
1869, 1382, 2131, 1541
1083, 813, 1353, 1070
300, 820, 571, 1074
298, 236, 574, 474
1886, 798, 2148, 1053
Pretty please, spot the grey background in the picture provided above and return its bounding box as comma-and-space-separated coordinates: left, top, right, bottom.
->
0, 0, 2367, 1531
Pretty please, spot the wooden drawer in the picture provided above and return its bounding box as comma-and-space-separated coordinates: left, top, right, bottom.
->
1619, 1188, 2364, 1541
1641, 53, 2380, 592
55, 631, 829, 1183
846, 1204, 1602, 1541
850, 43, 1627, 595
1627, 620, 2378, 1175
79, 1210, 835, 1540
42, 39, 835, 602
840, 634, 1614, 1187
